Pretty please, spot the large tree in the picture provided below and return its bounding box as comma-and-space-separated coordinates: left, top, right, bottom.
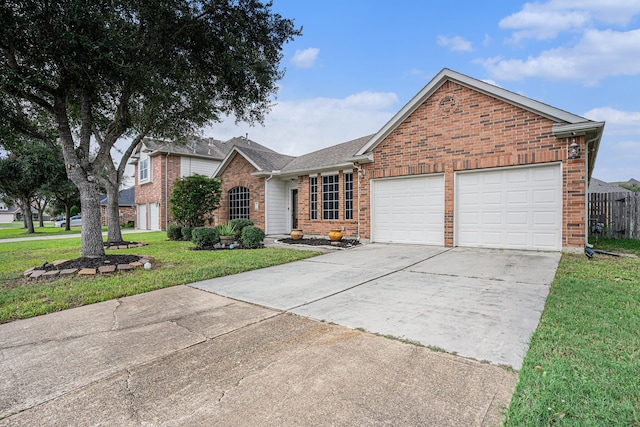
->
0, 143, 60, 233
0, 0, 300, 257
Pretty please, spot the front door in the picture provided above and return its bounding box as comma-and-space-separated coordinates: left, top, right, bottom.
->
291, 189, 298, 229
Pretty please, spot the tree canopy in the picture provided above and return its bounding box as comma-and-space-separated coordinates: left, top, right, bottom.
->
0, 0, 300, 257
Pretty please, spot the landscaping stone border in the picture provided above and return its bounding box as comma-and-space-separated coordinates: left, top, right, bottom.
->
104, 241, 147, 250
23, 255, 155, 280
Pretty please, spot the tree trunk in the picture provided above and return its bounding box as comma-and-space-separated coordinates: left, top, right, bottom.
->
18, 198, 35, 233
105, 182, 124, 244
76, 182, 105, 258
65, 204, 71, 231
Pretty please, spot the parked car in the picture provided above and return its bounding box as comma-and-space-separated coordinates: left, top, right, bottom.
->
55, 215, 82, 227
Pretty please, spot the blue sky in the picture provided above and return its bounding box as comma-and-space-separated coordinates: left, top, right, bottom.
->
204, 0, 640, 182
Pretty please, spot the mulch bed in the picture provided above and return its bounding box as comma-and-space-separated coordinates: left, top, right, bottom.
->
38, 254, 143, 272
279, 238, 361, 249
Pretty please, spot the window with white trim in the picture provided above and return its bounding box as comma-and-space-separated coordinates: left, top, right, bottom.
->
322, 175, 339, 220
344, 172, 353, 220
229, 186, 250, 220
310, 177, 318, 220
139, 158, 150, 183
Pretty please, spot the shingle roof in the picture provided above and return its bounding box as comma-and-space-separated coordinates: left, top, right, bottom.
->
589, 178, 631, 194
100, 186, 135, 206
137, 136, 278, 161
280, 135, 374, 174
234, 145, 295, 172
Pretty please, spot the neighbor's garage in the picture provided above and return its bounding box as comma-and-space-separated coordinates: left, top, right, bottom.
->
455, 164, 562, 251
372, 174, 444, 245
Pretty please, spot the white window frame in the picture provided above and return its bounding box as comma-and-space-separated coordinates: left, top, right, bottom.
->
139, 156, 151, 184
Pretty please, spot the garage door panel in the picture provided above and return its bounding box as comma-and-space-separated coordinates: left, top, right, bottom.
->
456, 164, 561, 251
372, 175, 444, 245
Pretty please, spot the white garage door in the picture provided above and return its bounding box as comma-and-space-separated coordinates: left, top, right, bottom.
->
372, 175, 444, 245
456, 164, 562, 251
149, 203, 160, 230
137, 204, 147, 230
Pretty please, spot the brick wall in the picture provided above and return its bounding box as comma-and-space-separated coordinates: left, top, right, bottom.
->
357, 80, 587, 249
134, 153, 181, 230
100, 205, 136, 226
296, 169, 360, 239
214, 153, 265, 230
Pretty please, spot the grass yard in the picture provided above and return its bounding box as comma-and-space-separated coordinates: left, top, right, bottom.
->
0, 220, 93, 239
505, 239, 640, 426
0, 231, 321, 323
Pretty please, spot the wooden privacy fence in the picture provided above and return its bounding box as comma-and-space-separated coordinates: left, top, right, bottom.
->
589, 192, 640, 239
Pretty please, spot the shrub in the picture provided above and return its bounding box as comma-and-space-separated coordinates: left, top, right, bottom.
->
181, 226, 194, 241
229, 218, 254, 239
241, 226, 265, 249
216, 222, 237, 237
125, 220, 135, 228
167, 224, 183, 241
169, 174, 222, 227
192, 226, 219, 248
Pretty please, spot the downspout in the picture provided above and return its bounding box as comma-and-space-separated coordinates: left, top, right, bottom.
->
265, 174, 273, 235
584, 133, 600, 246
355, 164, 362, 240
165, 153, 169, 230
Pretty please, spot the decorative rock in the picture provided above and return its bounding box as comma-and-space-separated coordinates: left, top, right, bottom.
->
60, 268, 78, 275
78, 268, 97, 275
130, 262, 143, 268
29, 270, 45, 279
52, 260, 69, 267
43, 271, 60, 278
23, 267, 35, 277
98, 265, 116, 273
117, 264, 134, 270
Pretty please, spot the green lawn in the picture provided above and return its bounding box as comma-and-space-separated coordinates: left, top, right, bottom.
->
0, 220, 91, 239
0, 231, 321, 323
505, 238, 640, 426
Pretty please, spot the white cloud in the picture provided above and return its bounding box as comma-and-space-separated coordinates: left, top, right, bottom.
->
584, 107, 640, 136
500, 0, 640, 42
437, 35, 473, 52
482, 28, 640, 84
291, 48, 320, 69
202, 92, 399, 156
582, 107, 640, 181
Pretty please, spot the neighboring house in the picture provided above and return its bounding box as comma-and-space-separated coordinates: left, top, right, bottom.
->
589, 178, 631, 194
0, 202, 20, 223
99, 186, 136, 226
215, 68, 605, 252
129, 136, 279, 231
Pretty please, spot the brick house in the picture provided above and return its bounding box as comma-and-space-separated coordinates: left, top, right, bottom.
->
99, 186, 136, 226
214, 68, 604, 252
130, 136, 279, 230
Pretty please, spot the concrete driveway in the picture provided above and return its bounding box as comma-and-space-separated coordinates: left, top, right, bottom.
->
1, 286, 516, 426
192, 243, 561, 369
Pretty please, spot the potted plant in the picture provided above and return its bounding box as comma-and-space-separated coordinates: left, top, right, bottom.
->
290, 229, 303, 240
328, 229, 343, 242
217, 223, 237, 246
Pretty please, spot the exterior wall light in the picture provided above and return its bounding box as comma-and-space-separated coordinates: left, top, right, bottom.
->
568, 139, 579, 159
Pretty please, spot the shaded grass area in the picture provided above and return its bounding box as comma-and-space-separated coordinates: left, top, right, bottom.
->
505, 239, 640, 426
0, 232, 321, 323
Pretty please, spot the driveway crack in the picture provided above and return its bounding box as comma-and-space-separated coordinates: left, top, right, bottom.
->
286, 248, 453, 311
111, 298, 122, 331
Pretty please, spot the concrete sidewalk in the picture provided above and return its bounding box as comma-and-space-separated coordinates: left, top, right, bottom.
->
0, 228, 153, 243
0, 286, 516, 426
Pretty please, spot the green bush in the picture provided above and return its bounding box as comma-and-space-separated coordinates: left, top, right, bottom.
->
192, 226, 219, 248
214, 223, 236, 237
181, 226, 194, 241
229, 218, 254, 239
125, 220, 135, 228
167, 224, 183, 241
241, 226, 265, 249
